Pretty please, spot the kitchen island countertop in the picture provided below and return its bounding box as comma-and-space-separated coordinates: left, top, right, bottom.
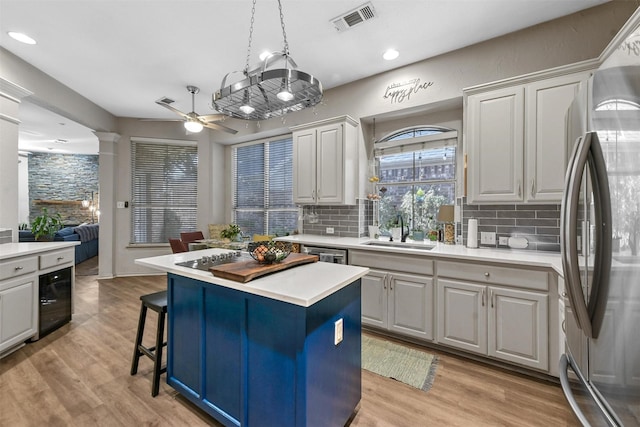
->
135, 248, 369, 307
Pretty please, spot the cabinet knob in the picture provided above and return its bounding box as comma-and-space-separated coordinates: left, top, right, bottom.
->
14, 266, 23, 271
57, 256, 64, 261
484, 272, 490, 277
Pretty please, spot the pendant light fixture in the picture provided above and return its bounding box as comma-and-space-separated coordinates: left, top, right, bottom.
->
213, 0, 323, 121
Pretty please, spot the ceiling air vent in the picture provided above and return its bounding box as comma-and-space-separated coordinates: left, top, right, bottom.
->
158, 97, 174, 104
331, 2, 377, 32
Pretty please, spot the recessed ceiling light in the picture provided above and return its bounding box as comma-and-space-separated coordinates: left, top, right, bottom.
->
383, 49, 399, 61
8, 31, 36, 45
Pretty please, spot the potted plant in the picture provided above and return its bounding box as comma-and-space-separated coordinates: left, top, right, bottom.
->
412, 228, 425, 241
385, 217, 401, 241
31, 207, 64, 241
220, 224, 242, 241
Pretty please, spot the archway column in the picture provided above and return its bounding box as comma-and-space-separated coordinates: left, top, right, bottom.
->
0, 78, 32, 241
95, 131, 120, 278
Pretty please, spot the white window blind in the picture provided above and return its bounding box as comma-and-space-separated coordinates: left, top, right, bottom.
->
232, 137, 297, 236
130, 139, 198, 244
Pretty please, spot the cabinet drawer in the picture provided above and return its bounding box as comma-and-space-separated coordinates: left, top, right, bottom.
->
40, 249, 74, 270
350, 250, 433, 276
0, 256, 38, 281
437, 260, 548, 291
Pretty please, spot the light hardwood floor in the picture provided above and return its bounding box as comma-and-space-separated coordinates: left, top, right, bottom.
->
0, 270, 580, 426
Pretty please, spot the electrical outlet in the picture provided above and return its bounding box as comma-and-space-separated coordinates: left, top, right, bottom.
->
480, 232, 496, 245
326, 227, 334, 234
499, 236, 509, 246
117, 201, 125, 209
334, 318, 344, 345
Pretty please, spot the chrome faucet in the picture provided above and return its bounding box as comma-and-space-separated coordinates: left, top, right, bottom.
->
399, 214, 410, 242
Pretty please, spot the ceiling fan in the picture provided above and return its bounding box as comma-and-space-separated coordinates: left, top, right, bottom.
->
154, 86, 237, 134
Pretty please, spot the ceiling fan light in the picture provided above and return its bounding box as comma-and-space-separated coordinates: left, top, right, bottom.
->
184, 120, 203, 133
239, 104, 256, 115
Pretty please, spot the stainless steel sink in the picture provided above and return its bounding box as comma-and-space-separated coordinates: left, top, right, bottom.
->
363, 241, 435, 250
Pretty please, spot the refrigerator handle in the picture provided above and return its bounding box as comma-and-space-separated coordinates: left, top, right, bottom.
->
585, 132, 612, 339
561, 134, 593, 338
559, 354, 591, 427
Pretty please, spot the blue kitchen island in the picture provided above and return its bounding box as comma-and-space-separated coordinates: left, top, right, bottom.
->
136, 249, 368, 427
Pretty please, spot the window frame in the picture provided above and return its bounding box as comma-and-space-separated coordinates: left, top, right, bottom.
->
231, 134, 298, 237
374, 127, 458, 233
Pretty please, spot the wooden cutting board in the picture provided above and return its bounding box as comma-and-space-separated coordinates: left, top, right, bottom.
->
209, 253, 319, 283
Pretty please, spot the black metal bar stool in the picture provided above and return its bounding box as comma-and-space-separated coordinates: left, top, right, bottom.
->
130, 290, 168, 397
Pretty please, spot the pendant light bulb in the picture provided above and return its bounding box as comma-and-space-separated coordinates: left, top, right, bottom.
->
239, 89, 255, 115
239, 104, 255, 115
184, 120, 203, 133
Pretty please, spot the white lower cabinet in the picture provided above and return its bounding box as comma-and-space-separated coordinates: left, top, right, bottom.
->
0, 273, 37, 354
437, 261, 549, 372
362, 269, 434, 340
351, 250, 434, 341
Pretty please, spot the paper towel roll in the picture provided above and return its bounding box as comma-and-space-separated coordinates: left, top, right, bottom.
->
467, 219, 478, 248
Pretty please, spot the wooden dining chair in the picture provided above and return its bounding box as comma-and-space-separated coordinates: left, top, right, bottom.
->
180, 231, 205, 244
169, 238, 188, 253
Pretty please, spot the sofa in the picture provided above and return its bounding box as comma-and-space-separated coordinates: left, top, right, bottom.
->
19, 223, 99, 264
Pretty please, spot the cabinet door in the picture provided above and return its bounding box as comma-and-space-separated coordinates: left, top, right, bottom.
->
316, 123, 344, 203
467, 86, 524, 203
361, 269, 388, 329
488, 286, 548, 371
388, 273, 434, 340
0, 275, 37, 352
437, 279, 487, 354
293, 129, 317, 204
525, 73, 588, 202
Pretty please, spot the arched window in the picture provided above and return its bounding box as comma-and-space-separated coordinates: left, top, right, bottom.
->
373, 126, 457, 236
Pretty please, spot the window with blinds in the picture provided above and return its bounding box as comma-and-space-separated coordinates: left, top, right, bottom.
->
232, 137, 297, 237
130, 138, 198, 244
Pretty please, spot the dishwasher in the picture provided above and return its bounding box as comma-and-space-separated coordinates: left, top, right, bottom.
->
301, 245, 348, 264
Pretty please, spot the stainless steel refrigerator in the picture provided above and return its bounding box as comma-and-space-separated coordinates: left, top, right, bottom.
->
560, 9, 640, 426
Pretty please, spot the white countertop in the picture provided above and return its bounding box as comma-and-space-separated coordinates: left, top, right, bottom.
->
135, 248, 369, 307
0, 241, 80, 260
277, 234, 564, 276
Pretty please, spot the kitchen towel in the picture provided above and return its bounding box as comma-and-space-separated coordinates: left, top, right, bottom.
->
467, 219, 478, 248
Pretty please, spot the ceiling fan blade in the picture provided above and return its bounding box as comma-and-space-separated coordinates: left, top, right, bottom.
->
198, 114, 227, 122
203, 121, 238, 134
155, 99, 189, 120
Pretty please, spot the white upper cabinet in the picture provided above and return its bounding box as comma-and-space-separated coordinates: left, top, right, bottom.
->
292, 116, 359, 205
467, 86, 525, 203
465, 69, 592, 204
525, 73, 589, 202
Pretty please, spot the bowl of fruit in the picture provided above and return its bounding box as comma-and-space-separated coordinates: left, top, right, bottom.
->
247, 241, 292, 264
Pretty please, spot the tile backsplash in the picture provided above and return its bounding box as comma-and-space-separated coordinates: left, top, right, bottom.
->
301, 200, 373, 238
462, 199, 561, 252
301, 198, 560, 253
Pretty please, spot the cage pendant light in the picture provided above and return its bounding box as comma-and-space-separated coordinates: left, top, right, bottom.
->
213, 0, 323, 121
